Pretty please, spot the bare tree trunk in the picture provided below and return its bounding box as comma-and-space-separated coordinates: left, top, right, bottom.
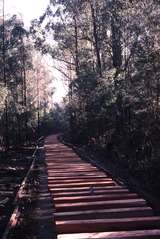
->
73, 15, 80, 76
23, 45, 28, 142
36, 68, 40, 139
111, 1, 122, 69
21, 37, 28, 143
90, 1, 102, 77
3, 0, 9, 150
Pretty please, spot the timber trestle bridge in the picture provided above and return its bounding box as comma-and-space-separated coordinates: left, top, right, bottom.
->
45, 135, 160, 239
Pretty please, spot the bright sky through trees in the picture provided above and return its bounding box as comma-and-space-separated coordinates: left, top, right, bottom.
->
4, 0, 49, 26
3, 0, 67, 103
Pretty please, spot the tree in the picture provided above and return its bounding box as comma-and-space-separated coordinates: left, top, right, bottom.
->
0, 15, 55, 148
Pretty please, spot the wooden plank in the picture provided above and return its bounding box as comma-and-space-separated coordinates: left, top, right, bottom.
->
50, 186, 126, 193
52, 189, 130, 197
47, 157, 79, 159
47, 175, 107, 180
47, 169, 100, 173
48, 178, 112, 184
54, 193, 139, 203
47, 163, 91, 166
55, 207, 153, 221
46, 158, 80, 161
46, 156, 80, 159
47, 163, 93, 166
46, 151, 76, 153
57, 230, 160, 239
49, 180, 114, 187
47, 167, 97, 170
47, 162, 82, 164
47, 164, 93, 167
48, 174, 108, 180
55, 199, 146, 212
47, 172, 106, 177
56, 217, 160, 234
47, 167, 94, 170
48, 181, 116, 188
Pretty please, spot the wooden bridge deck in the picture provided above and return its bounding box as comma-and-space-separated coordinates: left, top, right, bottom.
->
45, 135, 160, 239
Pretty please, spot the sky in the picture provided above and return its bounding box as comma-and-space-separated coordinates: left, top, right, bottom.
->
4, 0, 49, 27
3, 0, 67, 103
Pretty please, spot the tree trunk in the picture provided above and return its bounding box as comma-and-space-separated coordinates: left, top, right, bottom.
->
111, 1, 122, 69
73, 15, 80, 76
3, 0, 9, 150
90, 1, 102, 77
21, 38, 28, 143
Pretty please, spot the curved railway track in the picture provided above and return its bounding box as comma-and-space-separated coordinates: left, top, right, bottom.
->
45, 135, 160, 239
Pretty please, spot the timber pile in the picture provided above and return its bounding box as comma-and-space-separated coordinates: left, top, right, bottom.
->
45, 135, 160, 239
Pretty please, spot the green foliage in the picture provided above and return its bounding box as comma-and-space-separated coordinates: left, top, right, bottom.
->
35, 0, 160, 194
0, 15, 54, 148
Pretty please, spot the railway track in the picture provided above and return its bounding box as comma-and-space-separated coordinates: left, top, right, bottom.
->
0, 150, 33, 239
1, 140, 42, 239
45, 135, 160, 239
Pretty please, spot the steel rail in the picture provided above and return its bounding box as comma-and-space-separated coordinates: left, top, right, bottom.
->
2, 137, 44, 239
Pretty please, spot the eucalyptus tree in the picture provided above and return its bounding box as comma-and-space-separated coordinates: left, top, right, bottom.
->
0, 16, 31, 146
0, 16, 45, 147
30, 0, 160, 156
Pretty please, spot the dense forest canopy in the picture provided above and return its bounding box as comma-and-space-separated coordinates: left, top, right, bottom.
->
33, 0, 160, 143
30, 0, 160, 194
